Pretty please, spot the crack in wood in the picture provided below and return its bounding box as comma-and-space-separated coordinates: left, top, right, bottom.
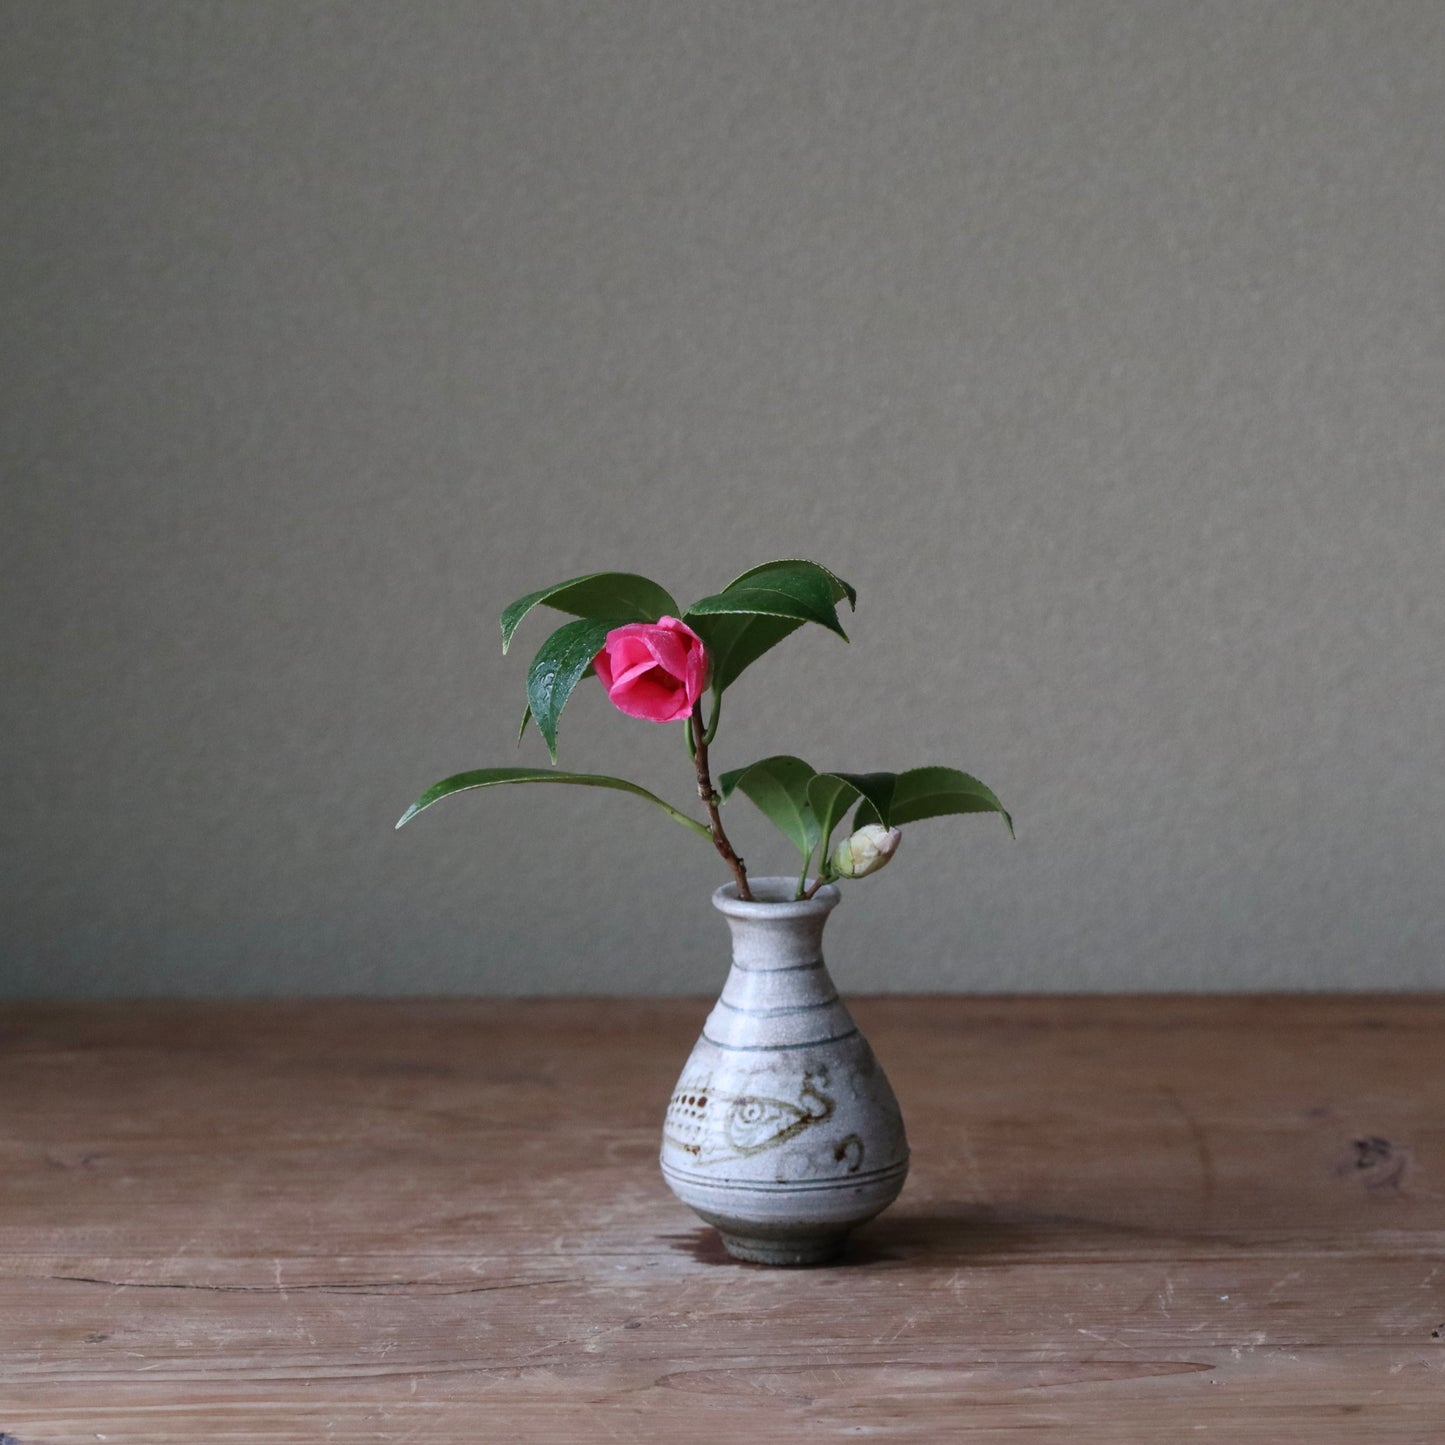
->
1161, 1087, 1217, 1210
51, 1274, 570, 1297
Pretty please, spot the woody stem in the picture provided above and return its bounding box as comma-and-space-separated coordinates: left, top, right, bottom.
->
689, 701, 752, 901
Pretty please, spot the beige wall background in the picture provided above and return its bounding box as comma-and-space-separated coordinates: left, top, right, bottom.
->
3, 1, 1442, 997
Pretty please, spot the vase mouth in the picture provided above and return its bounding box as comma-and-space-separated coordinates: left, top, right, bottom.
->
712, 877, 841, 918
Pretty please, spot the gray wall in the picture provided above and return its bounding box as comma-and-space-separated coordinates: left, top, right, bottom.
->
4, 1, 1442, 997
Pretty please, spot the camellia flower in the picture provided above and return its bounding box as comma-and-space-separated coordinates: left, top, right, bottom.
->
830, 823, 902, 879
595, 616, 710, 723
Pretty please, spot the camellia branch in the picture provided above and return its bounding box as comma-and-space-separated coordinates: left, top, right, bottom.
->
401, 563, 1012, 904
689, 701, 752, 901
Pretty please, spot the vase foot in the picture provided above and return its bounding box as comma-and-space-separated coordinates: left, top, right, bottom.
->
717, 1227, 849, 1267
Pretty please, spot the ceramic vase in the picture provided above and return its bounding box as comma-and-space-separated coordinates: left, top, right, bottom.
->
660, 878, 909, 1265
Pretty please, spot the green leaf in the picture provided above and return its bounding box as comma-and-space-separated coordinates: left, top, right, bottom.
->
684, 561, 855, 690
685, 613, 805, 694
518, 663, 595, 746
685, 562, 851, 643
723, 558, 856, 611
828, 772, 898, 830
395, 767, 712, 837
806, 773, 864, 861
526, 617, 619, 762
831, 767, 1013, 836
500, 572, 678, 654
884, 767, 1014, 836
719, 754, 820, 859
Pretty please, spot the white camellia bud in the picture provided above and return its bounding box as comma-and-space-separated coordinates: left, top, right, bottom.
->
830, 824, 902, 879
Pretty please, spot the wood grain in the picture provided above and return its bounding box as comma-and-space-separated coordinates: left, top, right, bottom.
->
1, 996, 1442, 1442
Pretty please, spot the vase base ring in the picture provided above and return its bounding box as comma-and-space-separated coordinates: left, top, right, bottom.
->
716, 1226, 850, 1267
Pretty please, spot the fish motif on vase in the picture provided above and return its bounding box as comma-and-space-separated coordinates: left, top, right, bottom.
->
665, 1070, 838, 1164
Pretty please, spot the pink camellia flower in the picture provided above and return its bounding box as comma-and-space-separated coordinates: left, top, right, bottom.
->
595, 616, 710, 723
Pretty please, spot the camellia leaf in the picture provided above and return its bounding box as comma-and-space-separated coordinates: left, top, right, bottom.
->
685, 562, 850, 641
500, 572, 678, 654
845, 767, 1012, 836
395, 767, 711, 837
724, 558, 857, 611
885, 767, 1014, 835
526, 617, 622, 762
685, 613, 804, 695
853, 798, 882, 827
828, 772, 898, 831
719, 754, 820, 859
517, 663, 595, 746
806, 773, 864, 861
684, 561, 855, 691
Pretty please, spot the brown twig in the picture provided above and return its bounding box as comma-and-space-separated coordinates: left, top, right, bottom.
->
689, 701, 752, 900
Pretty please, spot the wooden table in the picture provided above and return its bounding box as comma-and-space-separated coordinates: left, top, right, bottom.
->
2, 997, 1442, 1442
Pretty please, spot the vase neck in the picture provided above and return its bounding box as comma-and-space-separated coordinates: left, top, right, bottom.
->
707, 899, 854, 1052
712, 878, 839, 971
724, 911, 831, 971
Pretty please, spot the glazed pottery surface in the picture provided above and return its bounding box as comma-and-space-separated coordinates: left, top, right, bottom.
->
660, 878, 909, 1265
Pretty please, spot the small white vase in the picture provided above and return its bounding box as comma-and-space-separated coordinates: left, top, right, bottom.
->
660, 878, 909, 1265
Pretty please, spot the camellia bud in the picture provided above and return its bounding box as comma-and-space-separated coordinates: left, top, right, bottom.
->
830, 824, 902, 879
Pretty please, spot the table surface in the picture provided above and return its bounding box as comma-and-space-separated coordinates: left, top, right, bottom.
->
2, 996, 1442, 1443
